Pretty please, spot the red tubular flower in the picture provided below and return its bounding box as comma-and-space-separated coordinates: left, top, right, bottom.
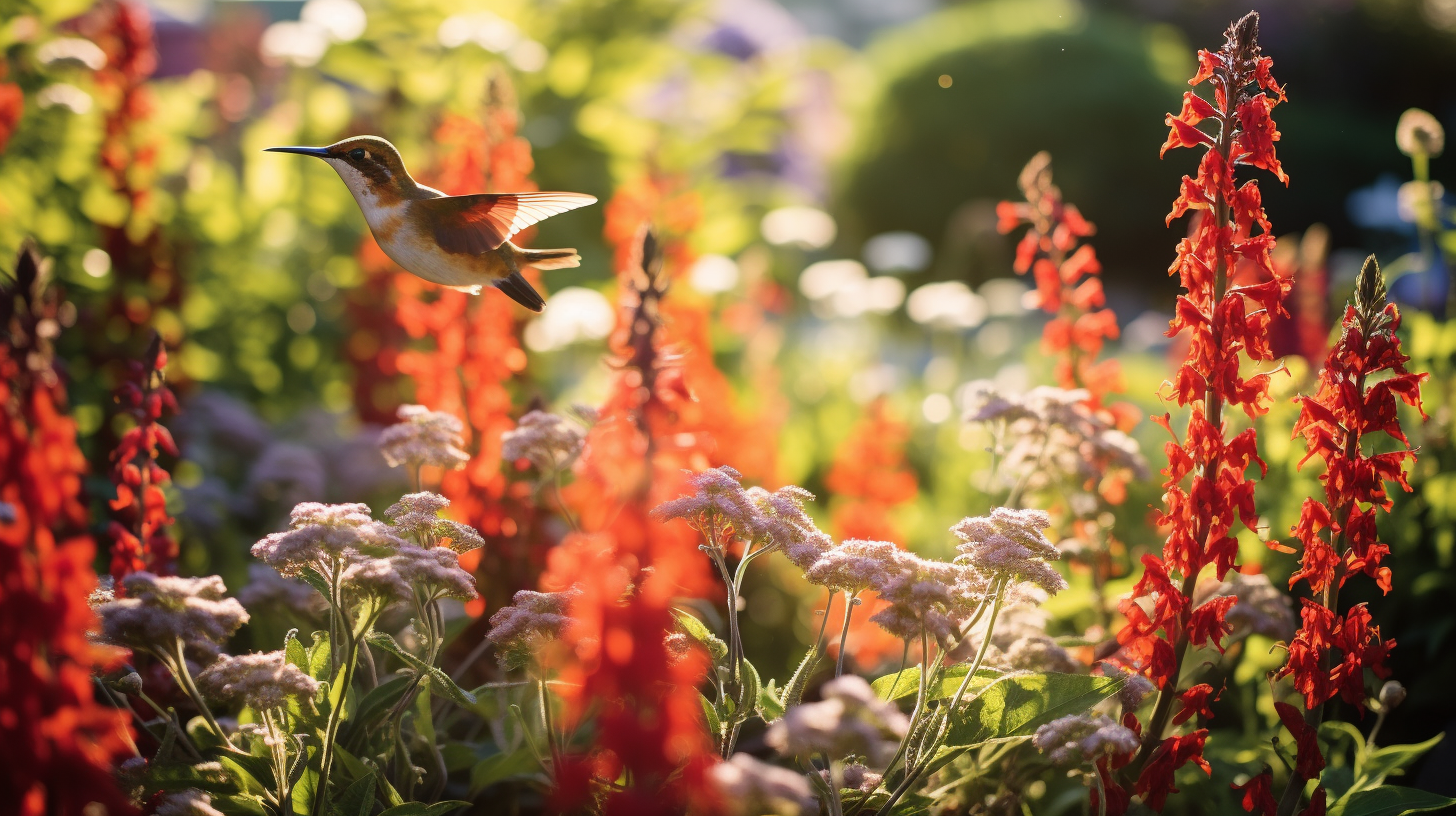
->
1233, 770, 1278, 816
1173, 683, 1218, 725
0, 244, 134, 815
108, 334, 179, 585
997, 152, 1124, 403
1270, 257, 1420, 816
1119, 13, 1291, 802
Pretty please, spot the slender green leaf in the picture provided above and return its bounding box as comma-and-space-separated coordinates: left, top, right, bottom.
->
376, 802, 472, 816
739, 659, 763, 724
943, 671, 1123, 747
1357, 733, 1444, 783
348, 675, 412, 732
366, 631, 476, 706
307, 631, 332, 680
1328, 786, 1456, 816
285, 630, 309, 675
334, 745, 403, 807
469, 749, 539, 794
782, 644, 820, 709
671, 608, 728, 660
300, 567, 331, 600
209, 792, 272, 816
700, 691, 722, 739
757, 678, 786, 722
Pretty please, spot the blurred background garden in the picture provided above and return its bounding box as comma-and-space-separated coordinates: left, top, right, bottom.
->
5, 0, 1456, 810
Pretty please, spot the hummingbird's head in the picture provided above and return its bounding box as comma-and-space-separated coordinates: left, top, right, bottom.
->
266, 135, 412, 202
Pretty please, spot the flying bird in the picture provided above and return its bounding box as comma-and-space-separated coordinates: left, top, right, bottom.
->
266, 135, 595, 311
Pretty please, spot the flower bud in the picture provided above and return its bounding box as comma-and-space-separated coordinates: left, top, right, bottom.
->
1379, 680, 1406, 711
109, 671, 143, 696
1396, 109, 1445, 158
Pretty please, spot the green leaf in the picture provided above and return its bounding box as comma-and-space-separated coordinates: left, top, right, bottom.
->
348, 675, 412, 733
671, 608, 728, 660
366, 631, 476, 707
334, 745, 403, 807
285, 630, 309, 675
1358, 733, 1444, 783
700, 691, 722, 739
307, 631, 332, 680
301, 567, 331, 601
757, 678, 785, 722
1328, 786, 1456, 816
334, 772, 375, 816
469, 749, 539, 795
871, 664, 1002, 702
943, 671, 1123, 747
208, 792, 272, 816
739, 660, 763, 724
376, 802, 472, 816
782, 644, 820, 709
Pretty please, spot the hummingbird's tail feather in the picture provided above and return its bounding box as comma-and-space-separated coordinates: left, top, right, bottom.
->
494, 271, 546, 312
517, 247, 581, 270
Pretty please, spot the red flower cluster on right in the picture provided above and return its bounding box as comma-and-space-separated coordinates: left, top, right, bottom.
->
1268, 256, 1419, 813
1113, 11, 1291, 809
997, 152, 1121, 402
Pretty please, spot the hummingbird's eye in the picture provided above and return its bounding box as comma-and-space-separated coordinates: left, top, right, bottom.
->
348, 148, 367, 161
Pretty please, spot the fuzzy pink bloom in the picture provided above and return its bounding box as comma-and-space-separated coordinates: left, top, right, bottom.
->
1033, 714, 1139, 765
96, 572, 248, 662
953, 509, 1068, 594
196, 651, 319, 710
378, 404, 469, 471
750, 484, 833, 570
487, 587, 580, 653
501, 410, 586, 472
709, 754, 818, 816
385, 491, 485, 553
389, 544, 478, 601
764, 675, 910, 766
651, 465, 763, 548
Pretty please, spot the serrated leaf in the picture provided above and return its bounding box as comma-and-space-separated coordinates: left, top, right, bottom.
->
782, 644, 820, 710
871, 665, 1002, 702
1328, 786, 1456, 816
376, 802, 472, 816
671, 608, 728, 660
1357, 733, 1444, 783
942, 671, 1123, 747
469, 749, 539, 795
366, 631, 476, 707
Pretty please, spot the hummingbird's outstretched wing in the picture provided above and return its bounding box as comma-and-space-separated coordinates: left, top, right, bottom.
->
420, 192, 597, 255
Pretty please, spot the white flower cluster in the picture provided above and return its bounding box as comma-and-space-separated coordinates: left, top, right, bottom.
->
154, 789, 225, 816
252, 501, 476, 605
96, 573, 249, 662
1032, 714, 1139, 766
487, 587, 580, 658
385, 491, 485, 553
964, 384, 1145, 499
236, 565, 325, 617
1101, 663, 1156, 711
196, 651, 319, 711
378, 404, 470, 471
764, 675, 910, 767
501, 410, 586, 473
708, 753, 819, 816
953, 508, 1068, 595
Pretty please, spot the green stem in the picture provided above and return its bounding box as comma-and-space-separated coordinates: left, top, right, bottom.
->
835, 592, 858, 677
169, 641, 240, 753
314, 609, 370, 815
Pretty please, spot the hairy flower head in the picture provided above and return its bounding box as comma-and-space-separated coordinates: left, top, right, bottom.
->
488, 587, 580, 668
385, 492, 485, 553
501, 410, 586, 473
1032, 714, 1139, 766
97, 573, 248, 662
236, 564, 324, 617
378, 404, 469, 471
764, 675, 910, 766
251, 502, 407, 576
953, 508, 1068, 594
196, 651, 319, 710
651, 466, 763, 549
709, 753, 818, 816
748, 484, 833, 570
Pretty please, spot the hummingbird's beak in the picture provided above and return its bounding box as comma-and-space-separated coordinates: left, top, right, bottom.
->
264, 146, 333, 158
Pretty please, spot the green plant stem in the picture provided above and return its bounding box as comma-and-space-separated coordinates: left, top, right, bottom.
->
314, 609, 370, 815
835, 592, 858, 677
538, 676, 562, 777
168, 640, 240, 753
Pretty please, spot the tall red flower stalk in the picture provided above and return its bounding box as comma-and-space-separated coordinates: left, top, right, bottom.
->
997, 151, 1122, 403
1271, 256, 1417, 816
1116, 11, 1291, 804
542, 219, 720, 816
0, 243, 134, 815
107, 333, 179, 585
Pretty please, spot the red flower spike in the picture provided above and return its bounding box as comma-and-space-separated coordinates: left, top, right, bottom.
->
996, 152, 1125, 406
1233, 770, 1278, 816
1121, 13, 1290, 803
107, 333, 178, 586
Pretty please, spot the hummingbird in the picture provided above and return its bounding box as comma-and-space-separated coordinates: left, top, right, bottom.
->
265, 135, 596, 311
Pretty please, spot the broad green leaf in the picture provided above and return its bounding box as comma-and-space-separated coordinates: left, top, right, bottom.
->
415, 686, 437, 745
209, 792, 271, 816
285, 630, 309, 675
1322, 721, 1367, 753
469, 749, 539, 794
1328, 786, 1456, 816
1322, 766, 1356, 804
334, 772, 376, 816
366, 631, 476, 707
739, 660, 763, 723
218, 754, 272, 797
871, 665, 1002, 702
758, 678, 786, 722
943, 671, 1123, 747
376, 802, 472, 816
307, 631, 332, 680
346, 675, 412, 734
1357, 733, 1444, 783
334, 745, 403, 807
300, 567, 331, 601
671, 608, 728, 660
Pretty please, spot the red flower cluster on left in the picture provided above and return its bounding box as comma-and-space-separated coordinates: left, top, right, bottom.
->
108, 333, 179, 585
997, 151, 1122, 402
0, 243, 134, 815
